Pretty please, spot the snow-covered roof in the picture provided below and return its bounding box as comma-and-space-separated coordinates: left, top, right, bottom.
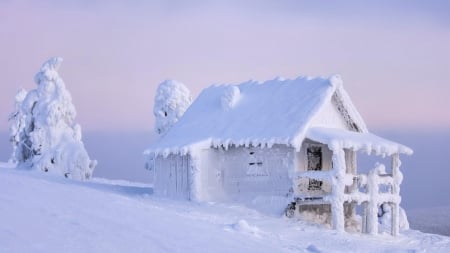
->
146, 75, 370, 156
307, 127, 413, 156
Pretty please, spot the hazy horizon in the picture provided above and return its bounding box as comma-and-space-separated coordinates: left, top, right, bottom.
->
1, 129, 449, 211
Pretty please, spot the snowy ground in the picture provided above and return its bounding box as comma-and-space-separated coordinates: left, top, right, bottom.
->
1, 168, 450, 253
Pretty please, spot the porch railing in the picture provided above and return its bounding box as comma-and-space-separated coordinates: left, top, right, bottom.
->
294, 158, 402, 236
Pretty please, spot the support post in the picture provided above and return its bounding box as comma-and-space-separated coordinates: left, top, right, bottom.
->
366, 169, 379, 235
331, 147, 346, 232
391, 153, 401, 236
362, 202, 368, 233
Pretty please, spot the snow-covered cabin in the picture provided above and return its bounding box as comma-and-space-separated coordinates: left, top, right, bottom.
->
144, 75, 412, 235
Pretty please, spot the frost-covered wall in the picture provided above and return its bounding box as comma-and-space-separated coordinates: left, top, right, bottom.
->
295, 141, 334, 196
153, 154, 190, 199
152, 144, 295, 203
294, 140, 357, 198
296, 141, 334, 172
200, 144, 294, 202
309, 96, 350, 131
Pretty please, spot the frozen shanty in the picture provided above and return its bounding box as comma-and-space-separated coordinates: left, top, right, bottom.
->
144, 75, 412, 235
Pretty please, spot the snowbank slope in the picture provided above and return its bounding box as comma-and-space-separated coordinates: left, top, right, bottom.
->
0, 168, 449, 253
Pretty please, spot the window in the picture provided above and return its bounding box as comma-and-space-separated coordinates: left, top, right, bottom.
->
246, 150, 267, 177
307, 146, 323, 190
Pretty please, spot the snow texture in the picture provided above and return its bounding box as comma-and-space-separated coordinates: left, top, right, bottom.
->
9, 57, 96, 180
0, 161, 16, 169
0, 168, 449, 253
221, 85, 241, 110
226, 219, 261, 236
146, 75, 367, 156
153, 79, 192, 136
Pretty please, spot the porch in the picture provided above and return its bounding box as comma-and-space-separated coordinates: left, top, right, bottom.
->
293, 127, 413, 236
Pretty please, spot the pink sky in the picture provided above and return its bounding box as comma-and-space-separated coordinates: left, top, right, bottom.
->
1, 1, 449, 132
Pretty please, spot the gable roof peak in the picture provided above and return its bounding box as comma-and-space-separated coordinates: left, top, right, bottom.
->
329, 74, 343, 89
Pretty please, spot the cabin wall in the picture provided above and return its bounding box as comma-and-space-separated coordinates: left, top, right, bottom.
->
296, 140, 334, 172
309, 99, 350, 130
194, 148, 226, 201
201, 144, 294, 202
295, 141, 358, 197
152, 143, 358, 202
295, 140, 334, 195
154, 154, 191, 200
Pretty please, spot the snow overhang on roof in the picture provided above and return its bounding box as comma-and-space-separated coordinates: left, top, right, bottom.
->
145, 75, 369, 157
306, 127, 413, 156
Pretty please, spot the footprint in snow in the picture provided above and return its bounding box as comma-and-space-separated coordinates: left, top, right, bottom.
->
306, 244, 322, 253
224, 219, 260, 236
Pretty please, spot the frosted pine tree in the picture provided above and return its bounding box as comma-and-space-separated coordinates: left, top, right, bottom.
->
153, 80, 192, 135
11, 57, 96, 180
8, 88, 28, 164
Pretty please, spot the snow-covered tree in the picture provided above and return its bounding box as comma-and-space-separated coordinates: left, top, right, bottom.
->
10, 57, 96, 180
153, 80, 192, 135
8, 88, 28, 164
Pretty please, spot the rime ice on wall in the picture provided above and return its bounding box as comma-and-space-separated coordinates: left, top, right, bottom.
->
9, 57, 96, 180
153, 80, 192, 136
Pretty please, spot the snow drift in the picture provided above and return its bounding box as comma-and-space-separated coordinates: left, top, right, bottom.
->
0, 167, 449, 253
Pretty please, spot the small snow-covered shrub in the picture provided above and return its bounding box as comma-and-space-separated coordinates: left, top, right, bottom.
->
379, 203, 410, 231
9, 57, 96, 180
153, 80, 192, 135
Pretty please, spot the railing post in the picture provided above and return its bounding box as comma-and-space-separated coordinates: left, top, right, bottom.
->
367, 168, 379, 235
